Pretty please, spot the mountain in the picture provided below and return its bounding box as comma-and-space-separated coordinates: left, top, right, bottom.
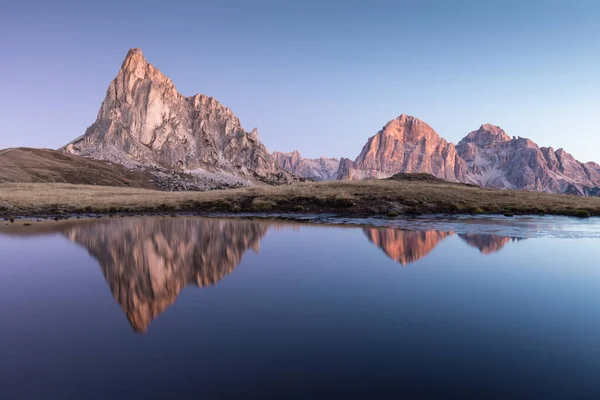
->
338, 114, 600, 195
273, 150, 340, 181
61, 48, 296, 189
456, 124, 600, 195
338, 114, 469, 182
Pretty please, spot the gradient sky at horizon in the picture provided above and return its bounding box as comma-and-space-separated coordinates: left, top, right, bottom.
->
1, 0, 599, 162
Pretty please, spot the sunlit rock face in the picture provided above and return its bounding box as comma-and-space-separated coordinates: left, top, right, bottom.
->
62, 48, 296, 187
338, 114, 469, 182
63, 217, 269, 333
273, 150, 340, 181
340, 115, 600, 196
456, 124, 600, 195
363, 228, 453, 265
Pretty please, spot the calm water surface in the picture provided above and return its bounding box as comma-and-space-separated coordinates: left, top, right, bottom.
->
1, 216, 600, 399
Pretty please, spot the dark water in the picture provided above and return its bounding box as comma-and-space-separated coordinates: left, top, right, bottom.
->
1, 216, 600, 399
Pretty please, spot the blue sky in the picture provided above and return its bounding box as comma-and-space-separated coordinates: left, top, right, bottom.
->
1, 0, 599, 162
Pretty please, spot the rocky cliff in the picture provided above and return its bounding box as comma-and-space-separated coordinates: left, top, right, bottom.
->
339, 115, 599, 195
338, 114, 469, 182
456, 124, 600, 195
62, 48, 296, 189
273, 150, 339, 181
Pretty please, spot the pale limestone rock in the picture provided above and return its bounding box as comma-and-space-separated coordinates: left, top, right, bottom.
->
338, 114, 468, 182
457, 124, 600, 195
272, 150, 340, 181
62, 48, 296, 187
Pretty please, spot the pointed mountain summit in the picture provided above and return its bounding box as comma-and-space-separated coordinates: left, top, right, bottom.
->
459, 124, 511, 146
337, 114, 468, 181
62, 48, 295, 188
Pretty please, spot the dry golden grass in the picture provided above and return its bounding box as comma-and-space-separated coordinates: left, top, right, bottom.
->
1, 179, 600, 218
0, 147, 156, 188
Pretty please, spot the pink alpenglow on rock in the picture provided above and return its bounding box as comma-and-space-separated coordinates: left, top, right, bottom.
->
62, 48, 297, 188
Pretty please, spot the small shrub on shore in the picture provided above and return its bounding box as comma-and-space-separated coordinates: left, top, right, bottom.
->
531, 207, 546, 215
9, 216, 15, 223
574, 209, 591, 218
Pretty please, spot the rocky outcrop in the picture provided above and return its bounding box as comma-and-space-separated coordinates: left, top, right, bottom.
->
338, 114, 469, 182
62, 48, 296, 189
273, 150, 339, 181
456, 124, 600, 195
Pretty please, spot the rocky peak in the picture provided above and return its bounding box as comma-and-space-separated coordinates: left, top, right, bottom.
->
458, 124, 511, 147
62, 48, 296, 188
380, 114, 439, 143
339, 114, 468, 182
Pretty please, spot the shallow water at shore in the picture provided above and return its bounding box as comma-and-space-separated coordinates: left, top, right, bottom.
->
1, 216, 600, 398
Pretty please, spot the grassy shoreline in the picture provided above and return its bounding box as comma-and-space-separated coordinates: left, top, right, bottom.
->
1, 179, 599, 219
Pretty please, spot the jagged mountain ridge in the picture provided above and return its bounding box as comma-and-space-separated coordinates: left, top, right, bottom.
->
334, 114, 600, 195
456, 124, 600, 195
62, 48, 297, 189
272, 150, 340, 181
54, 47, 597, 195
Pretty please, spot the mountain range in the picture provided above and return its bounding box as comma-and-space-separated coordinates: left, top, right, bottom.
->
2, 47, 596, 196
307, 115, 599, 196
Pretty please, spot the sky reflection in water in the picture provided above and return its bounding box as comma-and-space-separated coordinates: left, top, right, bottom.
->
1, 216, 599, 399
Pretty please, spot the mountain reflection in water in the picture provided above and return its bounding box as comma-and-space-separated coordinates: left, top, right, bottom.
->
4, 217, 516, 333
65, 218, 268, 333
363, 228, 517, 264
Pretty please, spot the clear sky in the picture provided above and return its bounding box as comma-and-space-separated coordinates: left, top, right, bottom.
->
1, 0, 599, 162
